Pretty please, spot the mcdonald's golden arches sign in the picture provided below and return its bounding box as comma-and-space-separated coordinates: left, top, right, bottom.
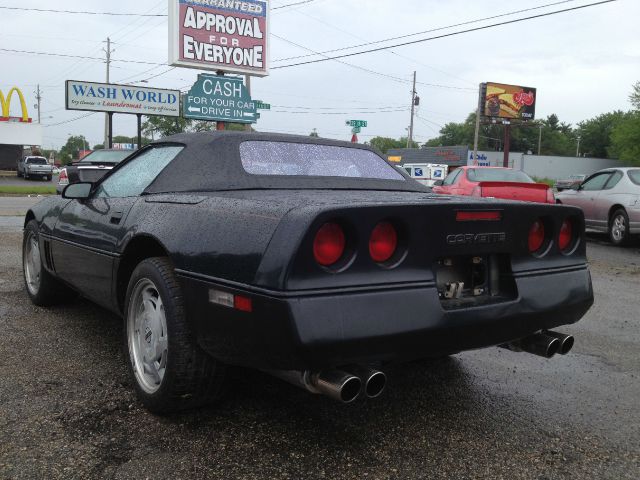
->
0, 87, 32, 123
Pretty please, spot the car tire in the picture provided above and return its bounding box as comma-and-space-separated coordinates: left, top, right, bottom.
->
24, 172, 29, 180
23, 220, 70, 306
609, 209, 630, 246
124, 257, 226, 413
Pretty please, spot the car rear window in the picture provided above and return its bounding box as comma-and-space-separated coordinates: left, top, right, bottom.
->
628, 170, 640, 186
467, 168, 534, 183
81, 150, 132, 164
240, 141, 404, 181
26, 157, 47, 165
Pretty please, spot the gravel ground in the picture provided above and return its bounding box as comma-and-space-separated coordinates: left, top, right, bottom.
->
0, 226, 638, 480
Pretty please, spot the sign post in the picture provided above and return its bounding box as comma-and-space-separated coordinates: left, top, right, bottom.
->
346, 120, 367, 143
169, 0, 269, 77
183, 74, 258, 124
65, 80, 180, 149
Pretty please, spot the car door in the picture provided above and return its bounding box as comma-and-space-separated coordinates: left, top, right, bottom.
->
592, 170, 624, 229
51, 145, 184, 309
571, 172, 613, 226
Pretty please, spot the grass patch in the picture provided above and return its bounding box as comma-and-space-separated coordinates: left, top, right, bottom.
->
0, 185, 56, 195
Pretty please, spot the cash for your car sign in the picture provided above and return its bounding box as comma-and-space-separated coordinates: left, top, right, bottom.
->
65, 80, 180, 117
183, 73, 258, 124
169, 0, 269, 77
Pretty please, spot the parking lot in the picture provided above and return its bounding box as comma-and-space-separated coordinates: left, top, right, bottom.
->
0, 210, 639, 480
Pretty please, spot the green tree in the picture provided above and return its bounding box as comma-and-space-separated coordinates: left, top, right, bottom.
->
367, 136, 418, 153
59, 135, 89, 164
309, 128, 319, 137
576, 111, 626, 158
142, 116, 192, 139
629, 81, 640, 109
610, 112, 640, 165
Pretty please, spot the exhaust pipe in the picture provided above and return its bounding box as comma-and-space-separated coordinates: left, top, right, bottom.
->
500, 332, 561, 358
266, 369, 362, 404
544, 331, 574, 355
344, 366, 387, 399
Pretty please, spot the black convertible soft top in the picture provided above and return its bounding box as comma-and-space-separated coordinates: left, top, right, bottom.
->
145, 132, 428, 194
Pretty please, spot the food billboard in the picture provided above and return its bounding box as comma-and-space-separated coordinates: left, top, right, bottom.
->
483, 82, 536, 120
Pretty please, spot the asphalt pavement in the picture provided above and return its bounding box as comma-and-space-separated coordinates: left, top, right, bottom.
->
0, 175, 58, 188
0, 207, 638, 479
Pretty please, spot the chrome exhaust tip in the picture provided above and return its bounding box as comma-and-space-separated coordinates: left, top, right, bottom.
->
343, 366, 387, 399
544, 331, 574, 355
312, 370, 362, 404
500, 332, 561, 358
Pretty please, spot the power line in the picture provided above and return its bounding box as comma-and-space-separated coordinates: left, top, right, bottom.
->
272, 0, 616, 69
273, 0, 579, 63
0, 6, 165, 16
273, 0, 316, 10
42, 112, 97, 127
0, 0, 314, 15
0, 48, 165, 66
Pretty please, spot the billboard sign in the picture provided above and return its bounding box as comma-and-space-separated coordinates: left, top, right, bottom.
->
65, 80, 180, 117
183, 74, 258, 123
169, 0, 269, 77
483, 82, 536, 120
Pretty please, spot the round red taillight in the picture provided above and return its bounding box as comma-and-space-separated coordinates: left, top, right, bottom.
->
313, 223, 346, 266
528, 219, 546, 253
369, 222, 398, 263
558, 218, 573, 251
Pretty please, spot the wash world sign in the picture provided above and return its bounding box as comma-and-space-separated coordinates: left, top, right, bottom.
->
65, 80, 181, 117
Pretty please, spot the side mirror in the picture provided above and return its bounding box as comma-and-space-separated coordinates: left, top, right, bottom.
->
62, 182, 93, 199
433, 180, 444, 187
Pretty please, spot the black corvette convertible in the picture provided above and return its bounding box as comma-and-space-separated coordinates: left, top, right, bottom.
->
23, 132, 593, 412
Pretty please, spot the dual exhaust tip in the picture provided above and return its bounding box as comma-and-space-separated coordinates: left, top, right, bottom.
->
501, 330, 574, 358
268, 366, 386, 404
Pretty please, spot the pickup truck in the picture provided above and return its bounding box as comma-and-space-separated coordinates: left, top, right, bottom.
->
17, 156, 54, 181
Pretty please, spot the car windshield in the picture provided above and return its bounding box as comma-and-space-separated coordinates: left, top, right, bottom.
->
467, 168, 534, 183
628, 169, 640, 186
81, 150, 132, 164
240, 141, 405, 181
26, 157, 47, 165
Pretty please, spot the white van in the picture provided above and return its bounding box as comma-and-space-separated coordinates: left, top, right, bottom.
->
400, 163, 449, 187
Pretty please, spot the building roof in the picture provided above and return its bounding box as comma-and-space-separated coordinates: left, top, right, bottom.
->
387, 146, 469, 166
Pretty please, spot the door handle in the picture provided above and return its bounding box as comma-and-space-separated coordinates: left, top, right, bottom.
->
110, 211, 124, 224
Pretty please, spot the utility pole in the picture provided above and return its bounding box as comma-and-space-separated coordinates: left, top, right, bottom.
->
472, 83, 484, 165
576, 135, 581, 157
103, 37, 113, 147
34, 84, 42, 123
407, 71, 416, 148
537, 124, 543, 155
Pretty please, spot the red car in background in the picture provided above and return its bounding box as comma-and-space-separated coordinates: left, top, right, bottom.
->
432, 166, 555, 204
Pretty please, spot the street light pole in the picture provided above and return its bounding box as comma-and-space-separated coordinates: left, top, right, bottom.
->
576, 135, 581, 157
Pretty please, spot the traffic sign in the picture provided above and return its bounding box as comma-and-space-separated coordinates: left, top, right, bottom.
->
346, 120, 367, 128
183, 74, 258, 124
351, 126, 361, 134
255, 100, 271, 110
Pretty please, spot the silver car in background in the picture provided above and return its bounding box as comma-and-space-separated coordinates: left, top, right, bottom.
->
556, 168, 640, 245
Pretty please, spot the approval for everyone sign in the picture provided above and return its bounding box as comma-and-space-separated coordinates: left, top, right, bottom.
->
169, 0, 269, 77
65, 80, 180, 117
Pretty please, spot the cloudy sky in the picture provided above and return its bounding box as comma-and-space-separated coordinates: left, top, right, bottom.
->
0, 0, 637, 149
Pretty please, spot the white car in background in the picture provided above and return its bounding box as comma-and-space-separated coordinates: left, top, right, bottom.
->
556, 168, 640, 245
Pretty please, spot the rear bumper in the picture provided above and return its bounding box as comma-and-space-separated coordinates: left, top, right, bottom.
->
178, 266, 593, 371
